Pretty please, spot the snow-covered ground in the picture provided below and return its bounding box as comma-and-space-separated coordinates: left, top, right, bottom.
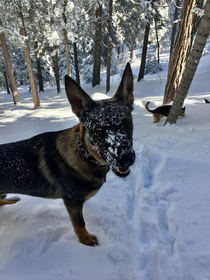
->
0, 48, 210, 280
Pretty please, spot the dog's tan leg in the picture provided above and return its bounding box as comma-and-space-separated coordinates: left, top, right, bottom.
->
153, 114, 160, 123
63, 196, 98, 246
0, 196, 20, 207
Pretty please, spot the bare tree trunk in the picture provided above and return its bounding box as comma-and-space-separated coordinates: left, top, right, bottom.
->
92, 5, 102, 87
163, 0, 196, 105
53, 46, 61, 94
18, 11, 40, 109
63, 1, 71, 77
130, 38, 135, 61
170, 0, 181, 58
137, 24, 150, 82
154, 20, 160, 63
106, 0, 113, 93
63, 28, 70, 76
164, 0, 210, 125
0, 19, 20, 104
34, 36, 44, 92
73, 42, 80, 85
4, 71, 11, 94
51, 17, 61, 94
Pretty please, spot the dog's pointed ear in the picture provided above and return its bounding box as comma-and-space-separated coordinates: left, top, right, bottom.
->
65, 76, 94, 116
113, 62, 134, 104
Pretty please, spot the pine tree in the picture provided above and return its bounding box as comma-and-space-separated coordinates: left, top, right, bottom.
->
163, 0, 197, 105
18, 9, 40, 108
92, 5, 102, 87
165, 0, 210, 125
0, 18, 20, 104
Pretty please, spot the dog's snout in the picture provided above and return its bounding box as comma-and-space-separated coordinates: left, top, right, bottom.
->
117, 151, 135, 167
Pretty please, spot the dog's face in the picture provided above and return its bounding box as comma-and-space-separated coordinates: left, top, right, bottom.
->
65, 63, 135, 177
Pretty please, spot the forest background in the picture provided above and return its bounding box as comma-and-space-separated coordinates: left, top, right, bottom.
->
0, 0, 210, 121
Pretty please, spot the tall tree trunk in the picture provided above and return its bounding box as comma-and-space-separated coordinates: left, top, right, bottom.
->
4, 71, 11, 95
137, 24, 150, 82
170, 0, 181, 58
154, 20, 160, 63
34, 36, 44, 92
92, 5, 102, 87
106, 0, 113, 93
63, 28, 70, 76
164, 0, 210, 125
130, 38, 135, 61
63, 1, 71, 77
51, 17, 61, 94
18, 11, 40, 109
0, 19, 20, 104
73, 42, 80, 85
53, 46, 61, 94
163, 0, 197, 105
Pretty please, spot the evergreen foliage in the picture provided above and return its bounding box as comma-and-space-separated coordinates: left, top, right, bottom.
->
0, 0, 177, 89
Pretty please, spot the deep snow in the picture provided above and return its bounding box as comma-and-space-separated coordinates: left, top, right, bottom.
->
0, 47, 210, 280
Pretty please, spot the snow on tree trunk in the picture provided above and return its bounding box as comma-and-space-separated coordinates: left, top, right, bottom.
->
0, 19, 20, 104
92, 5, 102, 88
163, 0, 196, 105
164, 0, 210, 125
18, 11, 40, 109
137, 24, 150, 82
106, 0, 113, 93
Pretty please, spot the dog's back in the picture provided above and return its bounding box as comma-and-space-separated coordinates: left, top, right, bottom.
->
145, 101, 185, 123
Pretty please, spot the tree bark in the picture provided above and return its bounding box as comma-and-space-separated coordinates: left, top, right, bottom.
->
106, 0, 113, 93
63, 1, 71, 77
163, 0, 196, 105
53, 46, 61, 94
4, 71, 11, 94
164, 0, 210, 125
51, 17, 61, 94
130, 38, 135, 61
34, 36, 44, 92
154, 20, 160, 63
0, 19, 20, 104
170, 0, 181, 58
92, 5, 102, 87
18, 11, 40, 109
73, 42, 80, 85
137, 24, 150, 82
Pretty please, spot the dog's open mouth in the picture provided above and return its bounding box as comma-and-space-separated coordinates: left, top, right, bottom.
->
113, 166, 130, 177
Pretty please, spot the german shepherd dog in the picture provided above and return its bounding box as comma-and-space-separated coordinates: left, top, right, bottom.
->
145, 101, 185, 123
0, 63, 135, 246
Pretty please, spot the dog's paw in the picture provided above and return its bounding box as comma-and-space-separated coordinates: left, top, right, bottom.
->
5, 196, 20, 203
79, 234, 98, 247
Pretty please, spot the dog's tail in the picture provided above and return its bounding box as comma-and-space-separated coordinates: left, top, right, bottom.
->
145, 101, 153, 113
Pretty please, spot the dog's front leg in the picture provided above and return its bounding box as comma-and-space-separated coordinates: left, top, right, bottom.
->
63, 196, 98, 246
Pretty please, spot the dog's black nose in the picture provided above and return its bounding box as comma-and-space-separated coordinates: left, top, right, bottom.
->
117, 151, 135, 167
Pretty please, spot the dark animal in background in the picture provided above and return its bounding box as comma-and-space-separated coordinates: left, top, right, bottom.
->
145, 101, 185, 123
0, 63, 135, 246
